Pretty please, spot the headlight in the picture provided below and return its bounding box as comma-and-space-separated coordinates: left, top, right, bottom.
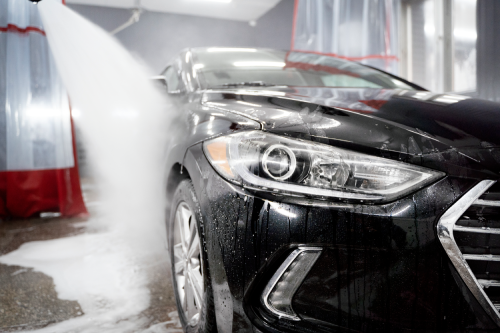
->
203, 131, 444, 203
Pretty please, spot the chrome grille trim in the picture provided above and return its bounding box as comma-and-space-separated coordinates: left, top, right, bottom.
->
478, 279, 500, 288
454, 225, 500, 234
463, 254, 500, 261
474, 199, 500, 207
437, 180, 500, 326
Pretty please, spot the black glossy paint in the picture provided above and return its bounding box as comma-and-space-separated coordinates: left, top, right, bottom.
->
163, 48, 500, 332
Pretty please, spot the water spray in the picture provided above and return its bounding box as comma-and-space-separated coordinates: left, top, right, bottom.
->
0, 0, 180, 331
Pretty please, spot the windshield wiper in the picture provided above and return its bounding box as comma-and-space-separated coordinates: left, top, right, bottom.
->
218, 81, 276, 87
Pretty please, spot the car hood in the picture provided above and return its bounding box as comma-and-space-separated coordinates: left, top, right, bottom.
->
202, 87, 500, 174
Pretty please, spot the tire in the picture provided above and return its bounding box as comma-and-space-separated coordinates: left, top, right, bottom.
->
169, 179, 216, 333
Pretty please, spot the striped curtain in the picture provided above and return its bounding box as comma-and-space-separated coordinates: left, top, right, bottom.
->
292, 0, 400, 74
0, 0, 86, 218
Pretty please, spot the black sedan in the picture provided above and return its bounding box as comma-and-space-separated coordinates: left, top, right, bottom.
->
161, 47, 500, 332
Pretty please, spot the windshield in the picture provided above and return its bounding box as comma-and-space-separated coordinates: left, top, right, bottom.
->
193, 48, 415, 90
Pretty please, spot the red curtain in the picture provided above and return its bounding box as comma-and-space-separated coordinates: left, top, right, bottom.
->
0, 0, 87, 219
0, 115, 87, 219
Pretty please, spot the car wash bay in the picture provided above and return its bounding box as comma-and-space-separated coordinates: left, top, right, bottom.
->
1, 0, 500, 332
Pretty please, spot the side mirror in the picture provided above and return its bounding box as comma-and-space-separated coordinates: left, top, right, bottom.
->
151, 75, 183, 95
151, 75, 168, 88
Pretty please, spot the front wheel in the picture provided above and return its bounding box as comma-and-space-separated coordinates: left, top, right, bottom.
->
169, 179, 216, 332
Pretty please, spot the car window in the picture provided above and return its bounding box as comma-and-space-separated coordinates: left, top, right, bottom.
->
193, 48, 415, 90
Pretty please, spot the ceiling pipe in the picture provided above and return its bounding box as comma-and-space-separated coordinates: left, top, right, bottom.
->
110, 0, 142, 35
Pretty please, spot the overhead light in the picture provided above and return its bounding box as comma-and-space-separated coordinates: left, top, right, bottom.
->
233, 61, 286, 67
207, 48, 257, 52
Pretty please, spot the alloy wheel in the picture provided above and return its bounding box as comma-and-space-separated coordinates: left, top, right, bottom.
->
173, 201, 204, 326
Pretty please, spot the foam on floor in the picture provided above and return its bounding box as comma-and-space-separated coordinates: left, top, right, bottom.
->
0, 229, 150, 332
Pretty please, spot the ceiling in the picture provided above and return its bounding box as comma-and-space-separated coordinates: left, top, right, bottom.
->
66, 0, 283, 22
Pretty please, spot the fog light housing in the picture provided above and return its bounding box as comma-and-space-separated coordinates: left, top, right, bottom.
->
261, 247, 322, 320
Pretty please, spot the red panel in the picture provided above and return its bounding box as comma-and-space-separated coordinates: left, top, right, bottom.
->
0, 111, 88, 219
0, 24, 46, 36
1, 170, 57, 218
0, 169, 88, 219
359, 100, 388, 110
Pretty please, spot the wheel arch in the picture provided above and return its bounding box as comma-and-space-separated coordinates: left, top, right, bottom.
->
166, 163, 191, 219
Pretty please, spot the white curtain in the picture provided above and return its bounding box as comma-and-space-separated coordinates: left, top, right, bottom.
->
293, 0, 400, 74
0, 0, 73, 171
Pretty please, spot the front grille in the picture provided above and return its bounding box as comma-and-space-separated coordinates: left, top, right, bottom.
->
455, 182, 500, 311
437, 180, 500, 326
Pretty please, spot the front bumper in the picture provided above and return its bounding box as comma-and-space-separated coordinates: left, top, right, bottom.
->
184, 143, 499, 332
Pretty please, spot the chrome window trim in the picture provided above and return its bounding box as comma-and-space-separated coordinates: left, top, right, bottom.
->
261, 247, 322, 321
437, 179, 500, 325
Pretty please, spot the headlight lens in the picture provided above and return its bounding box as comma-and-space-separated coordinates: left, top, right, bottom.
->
203, 131, 444, 203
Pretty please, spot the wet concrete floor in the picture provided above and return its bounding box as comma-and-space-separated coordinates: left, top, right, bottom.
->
0, 185, 180, 332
